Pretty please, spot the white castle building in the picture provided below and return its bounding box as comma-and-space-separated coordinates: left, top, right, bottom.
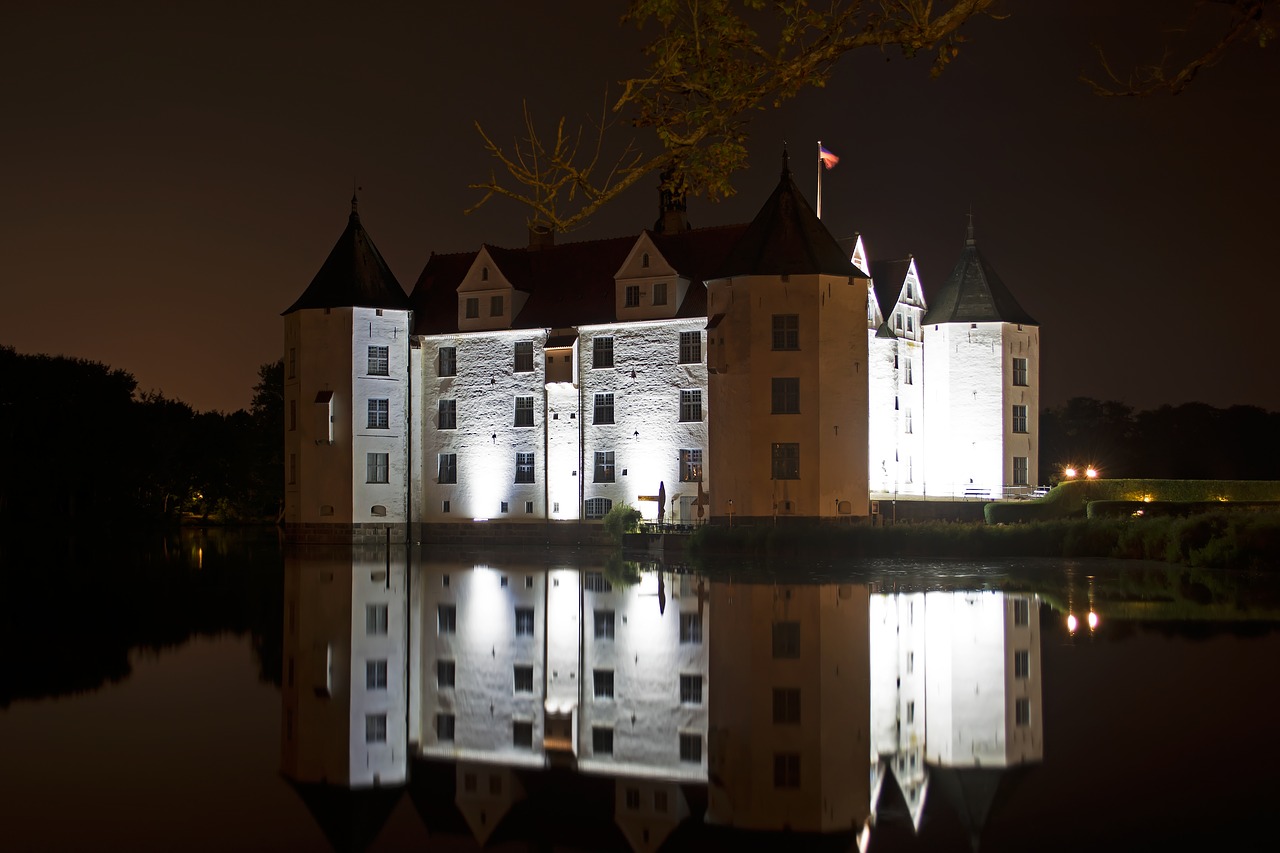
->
283, 155, 1039, 537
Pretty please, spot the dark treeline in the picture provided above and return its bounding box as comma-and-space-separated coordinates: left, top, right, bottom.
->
0, 346, 282, 530
1040, 397, 1280, 484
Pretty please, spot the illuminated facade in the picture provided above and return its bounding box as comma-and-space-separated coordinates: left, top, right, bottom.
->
282, 164, 1039, 536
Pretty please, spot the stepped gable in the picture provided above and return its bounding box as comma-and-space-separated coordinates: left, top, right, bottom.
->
284, 196, 410, 315
717, 153, 864, 279
868, 258, 913, 321
924, 228, 1036, 326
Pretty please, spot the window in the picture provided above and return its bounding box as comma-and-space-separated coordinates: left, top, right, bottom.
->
907, 652, 914, 674
515, 607, 534, 636
1013, 598, 1030, 626
906, 280, 914, 299
771, 378, 799, 414
365, 713, 387, 743
465, 297, 479, 318
367, 453, 389, 484
368, 345, 389, 376
904, 357, 913, 385
514, 396, 534, 427
625, 788, 640, 810
904, 408, 913, 434
438, 604, 456, 635
593, 669, 615, 699
439, 347, 457, 377
584, 572, 612, 593
594, 609, 615, 639
654, 790, 668, 812
366, 604, 388, 636
679, 389, 702, 422
490, 294, 503, 316
437, 659, 455, 688
679, 330, 701, 364
513, 341, 534, 373
625, 284, 641, 307
894, 313, 903, 332
366, 659, 388, 690
594, 451, 615, 483
1013, 456, 1030, 486
593, 727, 614, 755
772, 622, 800, 658
680, 449, 703, 482
680, 674, 702, 704
438, 453, 457, 484
907, 315, 914, 333
774, 753, 800, 788
436, 713, 455, 741
1015, 697, 1031, 727
585, 497, 612, 519
773, 688, 801, 724
513, 721, 534, 748
367, 398, 389, 429
1012, 404, 1029, 434
514, 665, 534, 693
593, 336, 614, 369
500, 501, 509, 513
679, 733, 701, 763
771, 443, 800, 480
593, 393, 614, 424
772, 314, 799, 350
680, 612, 702, 644
438, 399, 456, 429
907, 701, 915, 724
653, 282, 668, 305
1015, 649, 1030, 679
1013, 357, 1029, 386
525, 501, 534, 513
515, 452, 535, 484
288, 453, 296, 485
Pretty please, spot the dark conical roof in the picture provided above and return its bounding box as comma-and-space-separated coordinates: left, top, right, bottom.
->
923, 229, 1036, 326
283, 197, 411, 315
717, 153, 864, 279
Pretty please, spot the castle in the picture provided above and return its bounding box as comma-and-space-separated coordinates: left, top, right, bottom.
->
282, 155, 1039, 539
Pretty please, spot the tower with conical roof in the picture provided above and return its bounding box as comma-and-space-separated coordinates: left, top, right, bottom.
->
282, 196, 413, 539
705, 153, 872, 520
922, 220, 1039, 497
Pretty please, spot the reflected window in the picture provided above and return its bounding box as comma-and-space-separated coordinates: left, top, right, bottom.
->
515, 607, 534, 636
1013, 598, 1030, 626
773, 753, 800, 788
1016, 697, 1031, 727
584, 572, 612, 593
593, 669, 615, 699
772, 622, 800, 658
514, 665, 533, 693
436, 713, 455, 742
679, 613, 702, 644
513, 721, 534, 748
438, 604, 456, 635
679, 733, 701, 763
366, 604, 388, 636
1015, 649, 1030, 679
680, 674, 702, 705
594, 610, 615, 640
437, 659, 455, 688
366, 714, 387, 743
366, 659, 387, 690
772, 688, 800, 724
625, 788, 640, 810
654, 790, 668, 812
907, 701, 915, 724
592, 727, 614, 755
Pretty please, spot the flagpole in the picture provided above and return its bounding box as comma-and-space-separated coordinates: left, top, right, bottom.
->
816, 140, 823, 219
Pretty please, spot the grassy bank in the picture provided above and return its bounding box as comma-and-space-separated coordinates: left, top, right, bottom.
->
985, 479, 1280, 523
686, 510, 1280, 570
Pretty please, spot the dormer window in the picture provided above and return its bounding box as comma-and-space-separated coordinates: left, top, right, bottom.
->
482, 266, 489, 281
906, 281, 913, 300
625, 285, 641, 308
465, 297, 479, 319
490, 295, 504, 317
906, 316, 914, 333
895, 313, 903, 331
642, 253, 650, 268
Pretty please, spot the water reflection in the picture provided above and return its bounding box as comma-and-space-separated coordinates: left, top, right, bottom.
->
281, 549, 1046, 851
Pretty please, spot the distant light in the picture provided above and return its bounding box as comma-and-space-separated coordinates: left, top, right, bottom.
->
1085, 467, 1099, 479
1087, 611, 1099, 631
1143, 494, 1153, 502
1067, 613, 1078, 633
1064, 467, 1078, 479
473, 517, 489, 522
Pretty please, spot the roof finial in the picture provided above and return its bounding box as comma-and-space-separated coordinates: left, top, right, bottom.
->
351, 182, 362, 218
965, 207, 975, 247
781, 143, 790, 176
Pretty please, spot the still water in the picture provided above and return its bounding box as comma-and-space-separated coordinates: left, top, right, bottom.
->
2, 529, 1278, 852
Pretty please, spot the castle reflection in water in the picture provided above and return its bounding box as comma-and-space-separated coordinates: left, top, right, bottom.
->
281, 545, 1043, 851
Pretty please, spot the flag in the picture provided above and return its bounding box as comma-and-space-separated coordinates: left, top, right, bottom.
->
819, 145, 839, 170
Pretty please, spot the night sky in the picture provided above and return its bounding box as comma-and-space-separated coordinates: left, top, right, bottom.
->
4, 1, 1278, 414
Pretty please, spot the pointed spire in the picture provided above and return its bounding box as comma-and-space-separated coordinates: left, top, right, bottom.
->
781, 144, 790, 176
966, 208, 975, 246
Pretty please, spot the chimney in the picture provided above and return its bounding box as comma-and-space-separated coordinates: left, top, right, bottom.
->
653, 169, 690, 234
528, 224, 555, 250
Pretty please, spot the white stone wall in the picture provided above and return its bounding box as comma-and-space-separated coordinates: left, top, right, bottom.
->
922, 323, 1006, 495
546, 380, 581, 520
346, 547, 409, 786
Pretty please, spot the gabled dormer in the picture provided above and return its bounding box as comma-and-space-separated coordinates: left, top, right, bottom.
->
869, 256, 927, 343
850, 233, 869, 276
457, 246, 529, 331
613, 232, 687, 321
